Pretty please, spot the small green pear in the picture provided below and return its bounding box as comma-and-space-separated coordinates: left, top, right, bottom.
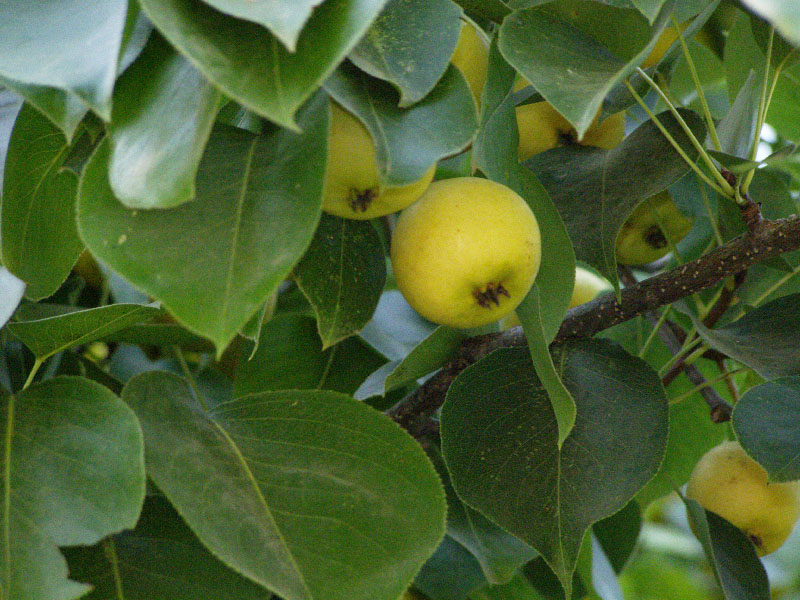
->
615, 191, 693, 265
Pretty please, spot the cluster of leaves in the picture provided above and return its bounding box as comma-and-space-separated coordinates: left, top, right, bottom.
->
1, 0, 800, 599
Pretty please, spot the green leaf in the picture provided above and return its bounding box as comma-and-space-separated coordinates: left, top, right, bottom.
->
0, 376, 145, 600
440, 340, 668, 596
349, 0, 463, 106
233, 313, 386, 397
100, 323, 216, 352
384, 326, 470, 394
0, 103, 82, 300
65, 496, 272, 600
0, 268, 25, 329
109, 33, 221, 209
199, 0, 324, 51
0, 1, 127, 119
683, 498, 770, 600
498, 2, 667, 138
78, 93, 328, 356
692, 293, 800, 379
429, 444, 538, 585
7, 303, 161, 361
593, 501, 642, 573
732, 377, 800, 482
472, 33, 575, 341
0, 76, 87, 141
469, 573, 544, 600
124, 371, 446, 600
515, 289, 576, 447
293, 214, 386, 348
415, 536, 488, 600
741, 0, 800, 47
525, 109, 705, 290
451, 0, 510, 24
325, 62, 478, 185
716, 70, 760, 159
140, 0, 389, 129
632, 0, 668, 23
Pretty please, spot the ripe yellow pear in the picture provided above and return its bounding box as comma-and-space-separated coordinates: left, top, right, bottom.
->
322, 101, 435, 220
615, 191, 693, 265
391, 177, 541, 329
686, 441, 800, 555
450, 17, 489, 104
514, 78, 626, 161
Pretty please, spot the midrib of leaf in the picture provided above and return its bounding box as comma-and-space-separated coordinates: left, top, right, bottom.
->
28, 305, 156, 360
554, 347, 569, 592
316, 344, 338, 390
362, 78, 394, 176
268, 36, 288, 121
219, 138, 258, 338
322, 218, 349, 343
208, 416, 313, 599
2, 394, 14, 600
12, 140, 69, 268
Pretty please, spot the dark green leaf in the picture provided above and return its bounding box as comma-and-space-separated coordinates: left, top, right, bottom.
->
384, 326, 469, 394
515, 289, 576, 446
469, 573, 544, 600
109, 33, 221, 209
632, 0, 668, 22
593, 501, 642, 573
429, 444, 538, 585
124, 371, 446, 600
101, 323, 216, 352
451, 0, 510, 24
234, 313, 386, 396
440, 340, 668, 596
415, 536, 487, 600
733, 377, 800, 482
693, 293, 800, 379
325, 62, 478, 185
0, 268, 25, 329
65, 496, 272, 600
199, 0, 324, 51
683, 498, 770, 600
472, 34, 575, 341
498, 3, 668, 138
525, 109, 705, 290
293, 214, 386, 348
78, 94, 328, 356
1, 376, 145, 600
140, 0, 388, 129
1, 103, 82, 300
0, 1, 127, 119
7, 303, 161, 360
349, 0, 463, 106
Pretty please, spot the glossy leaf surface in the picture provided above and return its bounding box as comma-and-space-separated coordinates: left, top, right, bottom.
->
0, 377, 145, 600
140, 0, 388, 129
109, 33, 221, 208
124, 371, 446, 600
441, 340, 668, 595
78, 94, 328, 355
1, 103, 82, 300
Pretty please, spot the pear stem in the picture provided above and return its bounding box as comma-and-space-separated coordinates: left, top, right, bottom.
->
623, 80, 728, 197
672, 16, 722, 152
632, 68, 735, 197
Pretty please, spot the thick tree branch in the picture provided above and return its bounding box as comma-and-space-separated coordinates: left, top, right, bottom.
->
388, 214, 800, 437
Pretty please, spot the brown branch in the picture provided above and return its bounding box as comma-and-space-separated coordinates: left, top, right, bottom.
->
387, 214, 800, 437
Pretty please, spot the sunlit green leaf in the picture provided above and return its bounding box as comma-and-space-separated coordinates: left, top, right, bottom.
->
124, 371, 446, 600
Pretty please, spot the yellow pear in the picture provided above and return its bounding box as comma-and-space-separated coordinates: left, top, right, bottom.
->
686, 441, 800, 555
322, 101, 435, 220
615, 191, 693, 265
391, 177, 541, 329
642, 24, 682, 68
450, 17, 490, 104
514, 79, 625, 161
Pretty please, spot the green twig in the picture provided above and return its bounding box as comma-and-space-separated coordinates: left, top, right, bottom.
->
21, 358, 43, 391
669, 367, 747, 404
624, 80, 729, 197
634, 67, 735, 197
673, 16, 722, 151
